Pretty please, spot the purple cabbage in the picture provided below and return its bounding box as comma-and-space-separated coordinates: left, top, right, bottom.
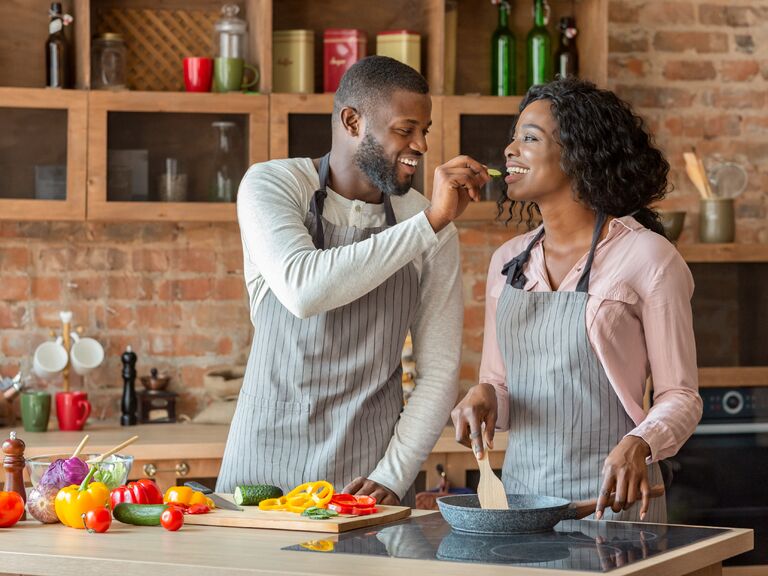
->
39, 457, 90, 490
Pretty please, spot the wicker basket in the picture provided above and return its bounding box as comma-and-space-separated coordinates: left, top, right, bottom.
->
95, 7, 218, 92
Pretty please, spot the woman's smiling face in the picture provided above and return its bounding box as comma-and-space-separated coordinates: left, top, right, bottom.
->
503, 99, 572, 204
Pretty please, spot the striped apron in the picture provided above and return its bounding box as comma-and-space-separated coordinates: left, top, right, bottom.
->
497, 213, 665, 522
217, 154, 419, 502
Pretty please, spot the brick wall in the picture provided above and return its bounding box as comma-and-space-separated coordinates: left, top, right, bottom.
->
1, 0, 766, 420
0, 222, 251, 419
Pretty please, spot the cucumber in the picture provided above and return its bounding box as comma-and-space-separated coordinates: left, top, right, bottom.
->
234, 484, 283, 506
113, 503, 169, 526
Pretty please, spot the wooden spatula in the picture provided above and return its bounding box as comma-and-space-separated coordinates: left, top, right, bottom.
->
475, 440, 509, 510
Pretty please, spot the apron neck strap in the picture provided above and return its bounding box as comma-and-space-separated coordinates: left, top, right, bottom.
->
502, 228, 545, 289
309, 153, 332, 249
575, 211, 607, 294
309, 152, 398, 249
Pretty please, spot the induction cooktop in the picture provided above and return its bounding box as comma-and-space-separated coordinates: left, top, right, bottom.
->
284, 514, 728, 572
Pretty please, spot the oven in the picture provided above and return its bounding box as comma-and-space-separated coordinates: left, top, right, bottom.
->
667, 386, 768, 566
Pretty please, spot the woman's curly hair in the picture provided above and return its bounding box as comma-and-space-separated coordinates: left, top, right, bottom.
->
498, 77, 670, 236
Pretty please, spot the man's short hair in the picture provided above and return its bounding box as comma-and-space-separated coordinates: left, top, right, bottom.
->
333, 56, 429, 124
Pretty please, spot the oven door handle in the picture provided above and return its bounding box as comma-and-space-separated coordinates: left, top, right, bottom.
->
694, 422, 768, 435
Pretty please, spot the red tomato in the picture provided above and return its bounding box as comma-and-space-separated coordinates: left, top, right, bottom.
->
82, 507, 112, 533
0, 491, 25, 528
160, 507, 184, 531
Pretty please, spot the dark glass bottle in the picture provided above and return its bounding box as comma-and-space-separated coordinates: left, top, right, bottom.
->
555, 16, 579, 79
491, 1, 515, 96
526, 0, 552, 89
45, 2, 70, 88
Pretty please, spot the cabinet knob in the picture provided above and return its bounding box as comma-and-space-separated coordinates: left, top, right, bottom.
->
143, 461, 190, 477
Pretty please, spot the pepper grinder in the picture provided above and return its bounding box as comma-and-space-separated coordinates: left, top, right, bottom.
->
120, 345, 138, 426
2, 431, 26, 520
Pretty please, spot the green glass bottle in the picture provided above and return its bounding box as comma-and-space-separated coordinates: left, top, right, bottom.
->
491, 1, 515, 96
526, 0, 552, 89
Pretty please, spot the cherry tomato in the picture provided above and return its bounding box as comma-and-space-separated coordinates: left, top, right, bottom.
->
82, 507, 112, 533
0, 491, 25, 528
160, 507, 184, 531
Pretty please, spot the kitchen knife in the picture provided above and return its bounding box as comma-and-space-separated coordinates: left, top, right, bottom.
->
184, 480, 243, 511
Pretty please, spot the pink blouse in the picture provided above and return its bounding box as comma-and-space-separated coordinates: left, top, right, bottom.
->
479, 216, 703, 462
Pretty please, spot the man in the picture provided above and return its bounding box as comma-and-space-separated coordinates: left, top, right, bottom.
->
216, 56, 490, 505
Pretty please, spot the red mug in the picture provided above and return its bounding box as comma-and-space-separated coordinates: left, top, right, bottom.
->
183, 57, 213, 92
56, 391, 91, 431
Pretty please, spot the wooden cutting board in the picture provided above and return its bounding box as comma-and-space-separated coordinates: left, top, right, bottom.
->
184, 493, 411, 533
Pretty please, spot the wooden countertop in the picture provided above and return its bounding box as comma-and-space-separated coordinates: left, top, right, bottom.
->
0, 422, 503, 459
0, 513, 753, 576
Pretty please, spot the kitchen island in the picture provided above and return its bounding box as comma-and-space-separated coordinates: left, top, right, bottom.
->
0, 511, 752, 576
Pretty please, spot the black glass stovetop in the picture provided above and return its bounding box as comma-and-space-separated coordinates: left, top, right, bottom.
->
284, 514, 728, 572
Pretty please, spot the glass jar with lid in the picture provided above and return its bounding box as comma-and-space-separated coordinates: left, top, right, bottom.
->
92, 33, 127, 90
213, 4, 248, 60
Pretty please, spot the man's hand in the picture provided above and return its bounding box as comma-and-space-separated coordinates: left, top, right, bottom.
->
451, 383, 498, 460
342, 477, 400, 505
595, 435, 652, 520
426, 155, 490, 232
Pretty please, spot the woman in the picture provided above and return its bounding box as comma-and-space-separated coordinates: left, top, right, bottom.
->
452, 78, 702, 522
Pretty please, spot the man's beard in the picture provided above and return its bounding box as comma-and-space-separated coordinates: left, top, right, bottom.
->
352, 132, 412, 197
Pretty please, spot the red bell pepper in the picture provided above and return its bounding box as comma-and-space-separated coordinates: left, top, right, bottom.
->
110, 479, 164, 508
327, 494, 378, 516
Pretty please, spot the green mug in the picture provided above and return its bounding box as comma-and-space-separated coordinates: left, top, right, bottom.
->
213, 57, 259, 93
21, 391, 51, 433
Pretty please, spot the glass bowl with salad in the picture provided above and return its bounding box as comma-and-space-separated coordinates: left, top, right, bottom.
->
26, 453, 134, 490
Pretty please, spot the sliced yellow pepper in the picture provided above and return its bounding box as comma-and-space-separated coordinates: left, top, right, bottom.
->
259, 481, 334, 513
164, 486, 215, 509
54, 467, 111, 529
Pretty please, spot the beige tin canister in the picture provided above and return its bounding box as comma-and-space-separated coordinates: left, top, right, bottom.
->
273, 30, 315, 93
376, 30, 421, 72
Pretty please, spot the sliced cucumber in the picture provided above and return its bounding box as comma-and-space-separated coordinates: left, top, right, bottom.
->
234, 484, 283, 506
113, 503, 169, 526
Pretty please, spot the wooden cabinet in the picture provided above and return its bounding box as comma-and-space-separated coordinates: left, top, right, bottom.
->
0, 88, 87, 220
1, 0, 608, 221
87, 91, 268, 221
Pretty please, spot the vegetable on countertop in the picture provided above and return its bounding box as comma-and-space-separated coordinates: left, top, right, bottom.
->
164, 486, 215, 509
82, 507, 111, 533
259, 481, 334, 514
113, 503, 169, 526
54, 466, 111, 529
26, 485, 59, 524
160, 507, 184, 531
301, 506, 339, 520
0, 491, 25, 528
111, 479, 164, 508
233, 484, 283, 506
327, 494, 378, 516
39, 457, 89, 491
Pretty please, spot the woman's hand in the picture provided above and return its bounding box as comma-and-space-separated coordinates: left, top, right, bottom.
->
451, 383, 498, 460
596, 435, 652, 520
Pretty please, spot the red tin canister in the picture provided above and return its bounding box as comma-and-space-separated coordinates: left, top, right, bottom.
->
323, 29, 366, 93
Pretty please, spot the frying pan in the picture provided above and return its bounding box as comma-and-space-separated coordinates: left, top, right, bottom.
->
437, 485, 665, 535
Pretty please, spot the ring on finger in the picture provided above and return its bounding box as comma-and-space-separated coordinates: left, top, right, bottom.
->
469, 431, 482, 439
600, 489, 612, 497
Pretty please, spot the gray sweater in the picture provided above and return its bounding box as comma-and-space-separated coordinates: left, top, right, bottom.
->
236, 158, 463, 497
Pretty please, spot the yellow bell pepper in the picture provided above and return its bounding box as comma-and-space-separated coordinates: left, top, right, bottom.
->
54, 466, 111, 529
164, 486, 215, 509
259, 481, 334, 513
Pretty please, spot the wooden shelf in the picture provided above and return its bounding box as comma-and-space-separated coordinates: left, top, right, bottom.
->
678, 244, 768, 263
87, 90, 268, 221
699, 367, 768, 388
